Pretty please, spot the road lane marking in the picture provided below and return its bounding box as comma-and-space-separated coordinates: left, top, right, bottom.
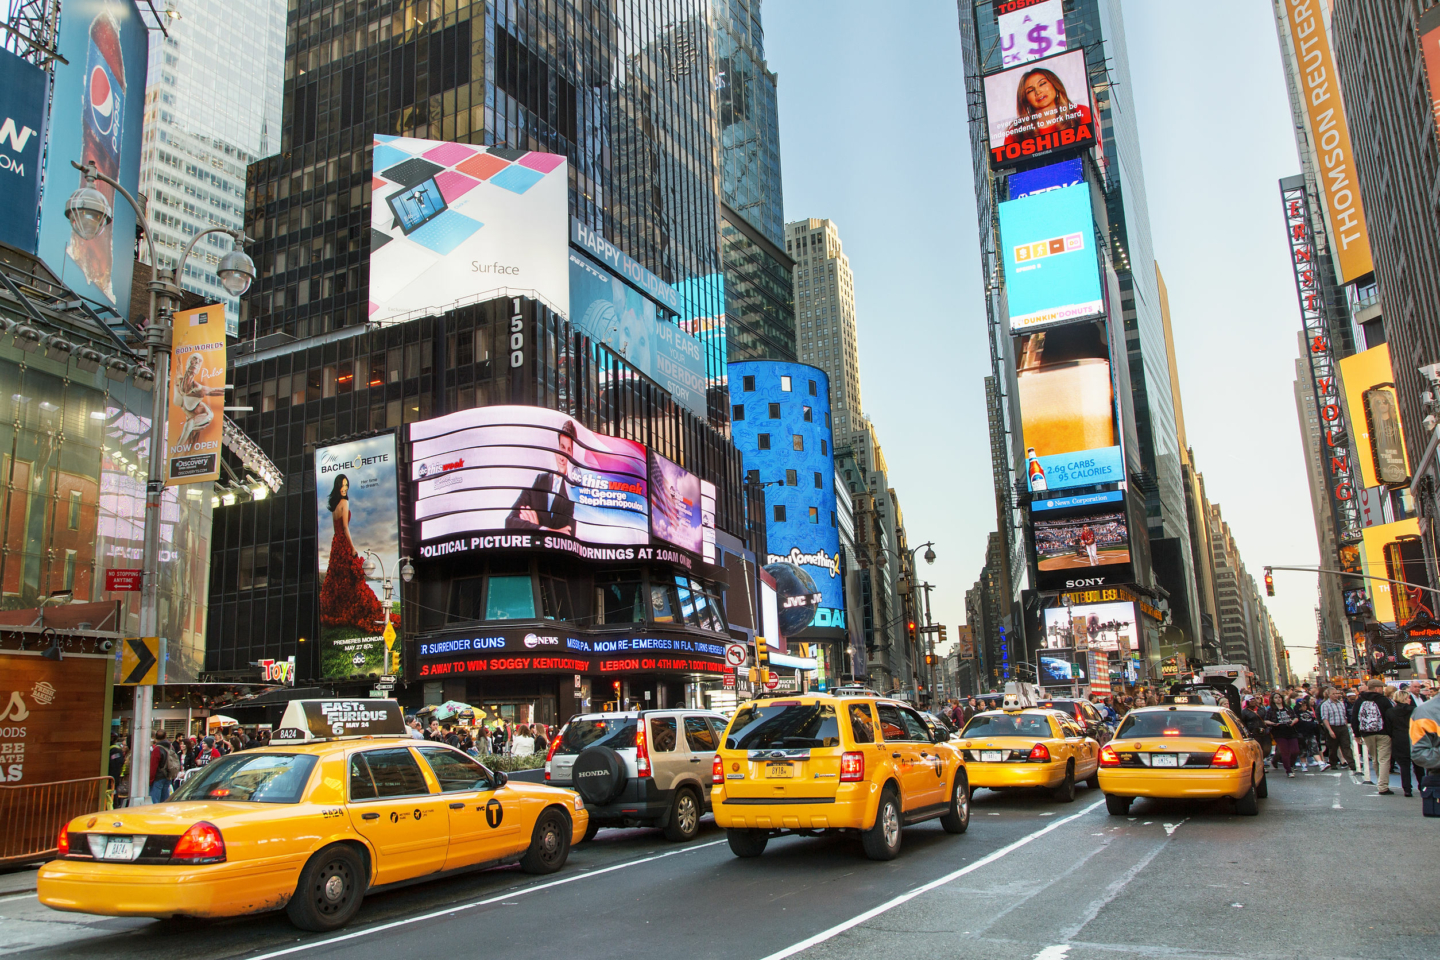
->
1033, 947, 1071, 960
1162, 819, 1186, 836
0, 893, 35, 904
243, 839, 727, 960
756, 799, 1104, 960
1056, 834, 1168, 943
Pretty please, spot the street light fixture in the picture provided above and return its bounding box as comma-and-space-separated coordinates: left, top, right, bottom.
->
64, 183, 111, 240
400, 557, 415, 584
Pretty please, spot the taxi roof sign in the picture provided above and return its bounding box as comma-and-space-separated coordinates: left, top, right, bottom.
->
273, 699, 408, 742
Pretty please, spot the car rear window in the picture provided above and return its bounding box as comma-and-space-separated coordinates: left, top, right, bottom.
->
961, 714, 1053, 739
171, 753, 317, 804
1116, 711, 1230, 740
557, 718, 637, 754
726, 702, 840, 750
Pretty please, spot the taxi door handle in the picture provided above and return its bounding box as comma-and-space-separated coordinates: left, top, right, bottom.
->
361, 812, 380, 820
449, 802, 466, 809
892, 752, 902, 759
689, 757, 703, 762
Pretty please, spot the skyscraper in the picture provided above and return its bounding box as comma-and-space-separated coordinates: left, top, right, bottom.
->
138, 0, 285, 334
712, 0, 783, 246
787, 218, 862, 435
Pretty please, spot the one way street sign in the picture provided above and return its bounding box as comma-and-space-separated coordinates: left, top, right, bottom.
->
118, 637, 163, 686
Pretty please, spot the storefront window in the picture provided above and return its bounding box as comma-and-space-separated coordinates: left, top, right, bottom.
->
449, 576, 483, 622
485, 575, 535, 620
649, 580, 679, 623
540, 574, 572, 620
596, 573, 643, 624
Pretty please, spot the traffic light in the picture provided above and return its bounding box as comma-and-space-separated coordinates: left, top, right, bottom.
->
1264, 567, 1275, 597
939, 624, 947, 646
907, 620, 917, 642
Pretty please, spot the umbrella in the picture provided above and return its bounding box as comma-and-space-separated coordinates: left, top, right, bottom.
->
432, 700, 471, 721
207, 714, 239, 727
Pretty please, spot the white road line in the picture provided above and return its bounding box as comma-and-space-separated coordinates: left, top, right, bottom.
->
1033, 946, 1071, 960
243, 839, 727, 960
0, 892, 36, 904
755, 799, 1104, 960
1056, 835, 1167, 943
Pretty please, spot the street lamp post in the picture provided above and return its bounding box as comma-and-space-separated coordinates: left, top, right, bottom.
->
889, 541, 935, 701
66, 160, 255, 806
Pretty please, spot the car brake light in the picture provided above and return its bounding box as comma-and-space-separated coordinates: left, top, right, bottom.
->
545, 728, 564, 781
712, 754, 724, 784
1211, 745, 1238, 769
1162, 728, 1181, 737
57, 826, 69, 856
1098, 745, 1120, 767
840, 751, 865, 781
171, 821, 226, 864
1028, 743, 1051, 762
636, 721, 651, 778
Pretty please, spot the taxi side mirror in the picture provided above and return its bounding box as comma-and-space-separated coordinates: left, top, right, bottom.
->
493, 769, 509, 787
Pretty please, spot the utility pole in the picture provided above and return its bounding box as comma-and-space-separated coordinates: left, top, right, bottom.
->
920, 582, 936, 704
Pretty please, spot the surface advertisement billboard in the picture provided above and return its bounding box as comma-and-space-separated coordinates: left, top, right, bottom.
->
1042, 601, 1137, 653
569, 251, 707, 418
315, 434, 402, 680
984, 48, 1095, 168
1017, 323, 1122, 493
1032, 502, 1133, 593
649, 452, 703, 556
369, 136, 569, 324
1007, 157, 1083, 201
36, 0, 148, 312
1039, 653, 1087, 686
0, 48, 49, 253
165, 304, 226, 485
998, 183, 1103, 331
1339, 343, 1409, 488
1281, 0, 1372, 284
1361, 518, 1425, 626
994, 0, 1066, 69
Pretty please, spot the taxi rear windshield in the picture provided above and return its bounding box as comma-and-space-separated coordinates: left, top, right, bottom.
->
170, 753, 317, 803
726, 703, 840, 750
556, 718, 637, 754
961, 714, 1052, 738
1116, 711, 1229, 740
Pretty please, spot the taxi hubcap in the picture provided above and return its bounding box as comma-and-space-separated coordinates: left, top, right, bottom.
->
882, 803, 899, 847
323, 874, 345, 902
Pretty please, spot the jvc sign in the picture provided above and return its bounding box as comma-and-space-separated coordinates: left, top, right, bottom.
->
0, 48, 47, 253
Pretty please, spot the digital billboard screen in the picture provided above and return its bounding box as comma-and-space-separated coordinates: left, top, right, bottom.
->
998, 182, 1103, 331
1033, 503, 1132, 592
369, 136, 569, 324
984, 48, 1095, 168
1008, 157, 1083, 201
1339, 343, 1410, 488
995, 0, 1066, 69
1017, 324, 1122, 492
1042, 601, 1137, 653
1039, 654, 1087, 686
649, 452, 703, 556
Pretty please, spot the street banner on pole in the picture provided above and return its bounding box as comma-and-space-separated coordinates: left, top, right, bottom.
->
166, 304, 226, 485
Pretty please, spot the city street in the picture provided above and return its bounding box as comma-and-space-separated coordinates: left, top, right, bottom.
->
1, 770, 1428, 960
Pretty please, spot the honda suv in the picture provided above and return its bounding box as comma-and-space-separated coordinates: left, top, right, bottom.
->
546, 709, 727, 842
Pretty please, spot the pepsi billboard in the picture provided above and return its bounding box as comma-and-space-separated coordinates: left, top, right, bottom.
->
0, 48, 49, 253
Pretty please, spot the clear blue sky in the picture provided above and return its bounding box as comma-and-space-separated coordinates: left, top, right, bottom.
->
765, 0, 1321, 676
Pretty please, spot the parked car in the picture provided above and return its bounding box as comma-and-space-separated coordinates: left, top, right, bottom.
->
546, 709, 728, 842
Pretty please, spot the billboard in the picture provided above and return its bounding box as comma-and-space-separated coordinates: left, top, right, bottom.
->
315, 434, 402, 680
649, 453, 703, 555
1039, 653, 1087, 686
1007, 157, 1083, 201
0, 48, 49, 252
1361, 518, 1426, 626
165, 304, 226, 485
728, 361, 844, 632
1017, 324, 1122, 492
369, 136, 568, 324
985, 49, 1095, 168
994, 0, 1066, 69
1033, 503, 1133, 592
1339, 343, 1409, 488
36, 0, 148, 311
1042, 601, 1138, 653
1281, 0, 1372, 284
569, 251, 707, 418
998, 183, 1103, 330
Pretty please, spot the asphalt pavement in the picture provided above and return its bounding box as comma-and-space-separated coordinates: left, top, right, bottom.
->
0, 765, 1433, 960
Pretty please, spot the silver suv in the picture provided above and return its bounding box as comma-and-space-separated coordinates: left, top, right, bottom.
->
546, 709, 727, 842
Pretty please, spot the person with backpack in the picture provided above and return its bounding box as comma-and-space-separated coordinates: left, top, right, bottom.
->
149, 731, 180, 804
1354, 679, 1395, 795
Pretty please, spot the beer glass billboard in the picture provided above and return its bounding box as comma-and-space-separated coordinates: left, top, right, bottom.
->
315, 434, 401, 680
984, 48, 1096, 168
1017, 323, 1122, 492
998, 182, 1104, 331
1032, 503, 1132, 592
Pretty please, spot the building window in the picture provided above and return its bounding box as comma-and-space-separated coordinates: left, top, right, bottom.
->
809, 380, 817, 396
814, 471, 823, 489
486, 575, 536, 620
769, 402, 781, 419
732, 404, 745, 421
831, 511, 837, 527
67, 490, 82, 530
821, 439, 828, 456
758, 434, 771, 450
803, 406, 813, 422
786, 469, 797, 485
808, 507, 819, 524
793, 435, 804, 452
747, 469, 760, 483
63, 549, 76, 590
774, 505, 786, 522
780, 375, 792, 392
743, 375, 755, 392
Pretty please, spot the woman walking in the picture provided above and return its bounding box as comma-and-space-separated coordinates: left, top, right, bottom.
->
1266, 695, 1302, 777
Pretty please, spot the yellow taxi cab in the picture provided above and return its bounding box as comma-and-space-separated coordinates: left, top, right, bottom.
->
711, 690, 969, 861
955, 708, 1099, 802
1097, 696, 1266, 816
38, 700, 588, 931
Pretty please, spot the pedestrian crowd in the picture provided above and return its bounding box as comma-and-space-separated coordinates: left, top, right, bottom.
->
404, 716, 551, 759
108, 726, 272, 805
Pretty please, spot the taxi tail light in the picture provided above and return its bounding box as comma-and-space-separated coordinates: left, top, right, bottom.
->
840, 751, 865, 782
1098, 744, 1120, 767
544, 726, 564, 780
635, 721, 651, 778
171, 821, 226, 864
1211, 745, 1239, 769
56, 826, 69, 856
712, 753, 724, 785
1027, 743, 1051, 762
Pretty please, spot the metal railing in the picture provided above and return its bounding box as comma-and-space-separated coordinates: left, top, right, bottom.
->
0, 776, 113, 866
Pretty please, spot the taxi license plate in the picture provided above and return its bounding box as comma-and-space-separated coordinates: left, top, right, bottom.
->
980, 751, 1002, 763
765, 762, 793, 778
1150, 754, 1178, 768
103, 838, 136, 860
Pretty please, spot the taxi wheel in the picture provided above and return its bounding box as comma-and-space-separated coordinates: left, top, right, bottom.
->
726, 828, 769, 858
1255, 768, 1269, 799
1052, 763, 1077, 803
1234, 783, 1259, 817
663, 787, 701, 842
939, 774, 970, 834
286, 844, 365, 932
862, 786, 902, 861
581, 821, 601, 843
1085, 771, 1101, 790
1104, 793, 1131, 816
520, 809, 572, 874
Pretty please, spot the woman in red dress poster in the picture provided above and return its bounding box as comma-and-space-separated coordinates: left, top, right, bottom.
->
319, 474, 386, 632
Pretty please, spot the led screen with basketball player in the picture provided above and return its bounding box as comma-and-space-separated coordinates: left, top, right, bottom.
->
1034, 510, 1129, 572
